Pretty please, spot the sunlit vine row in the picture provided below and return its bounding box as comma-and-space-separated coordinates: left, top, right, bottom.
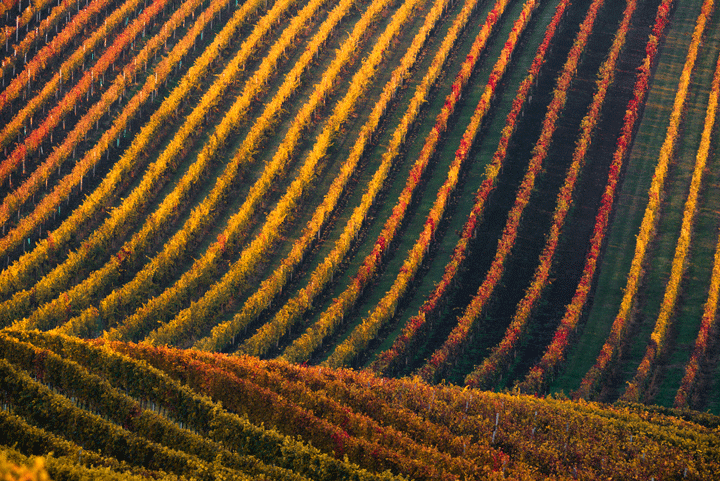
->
110, 341, 497, 480
57, 0, 346, 338
0, 0, 265, 260
147, 344, 518, 474
5, 329, 720, 478
2, 329, 401, 481
0, 356, 258, 479
233, 0, 494, 360
2, 0, 170, 187
14, 0, 308, 330
673, 51, 720, 410
219, 340, 718, 479
0, 332, 316, 481
0, 0, 288, 326
0, 0, 211, 229
0, 411, 174, 480
0, 0, 106, 109
102, 0, 394, 342
0, 0, 149, 172
293, 355, 719, 479
94, 0, 370, 342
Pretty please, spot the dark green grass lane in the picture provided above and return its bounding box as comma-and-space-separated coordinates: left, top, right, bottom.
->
550, 0, 711, 399
706, 315, 720, 413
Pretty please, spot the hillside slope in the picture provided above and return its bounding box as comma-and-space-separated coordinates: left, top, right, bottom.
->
1, 329, 720, 479
1, 0, 720, 476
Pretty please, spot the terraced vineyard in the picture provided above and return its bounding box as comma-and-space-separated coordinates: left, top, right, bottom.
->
2, 0, 720, 477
